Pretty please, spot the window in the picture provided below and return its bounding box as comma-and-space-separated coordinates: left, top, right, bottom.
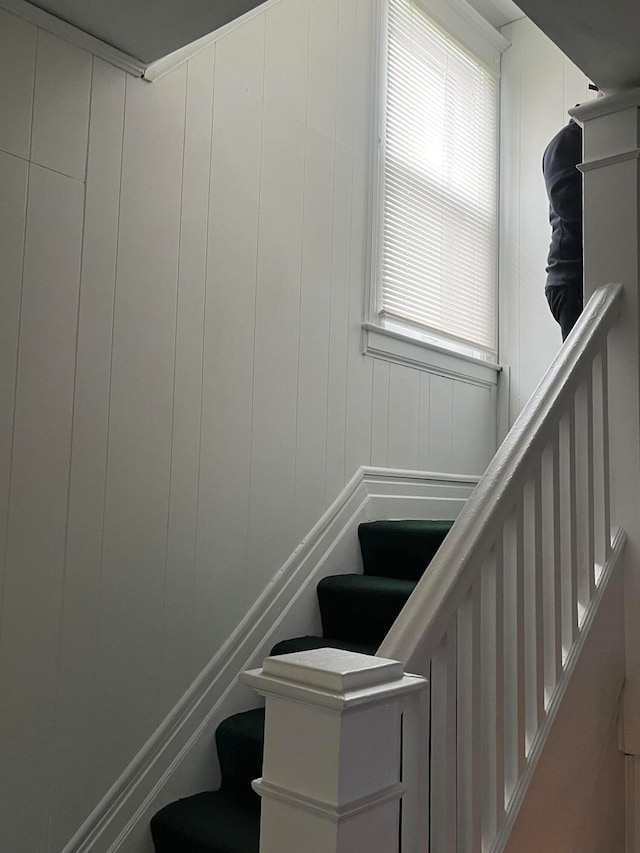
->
365, 0, 505, 377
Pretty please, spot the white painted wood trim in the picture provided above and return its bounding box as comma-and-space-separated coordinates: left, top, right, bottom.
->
490, 526, 627, 852
246, 647, 429, 851
363, 323, 501, 388
416, 0, 512, 61
253, 778, 408, 820
143, 0, 282, 82
0, 0, 146, 76
570, 88, 640, 122
59, 466, 477, 853
578, 149, 640, 172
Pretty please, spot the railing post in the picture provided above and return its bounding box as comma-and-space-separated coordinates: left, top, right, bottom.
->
573, 91, 640, 754
242, 648, 429, 853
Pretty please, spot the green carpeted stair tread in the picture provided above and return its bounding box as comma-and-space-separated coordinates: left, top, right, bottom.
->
150, 790, 260, 853
216, 708, 264, 800
358, 519, 454, 580
317, 574, 416, 646
270, 635, 378, 657
151, 517, 456, 852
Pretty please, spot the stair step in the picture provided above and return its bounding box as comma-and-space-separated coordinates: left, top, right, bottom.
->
358, 519, 454, 581
151, 518, 456, 852
270, 635, 378, 657
317, 574, 416, 647
216, 709, 264, 800
150, 790, 260, 853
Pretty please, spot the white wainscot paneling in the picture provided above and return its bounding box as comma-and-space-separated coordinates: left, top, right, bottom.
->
160, 44, 214, 718
452, 382, 487, 475
324, 141, 353, 504
0, 163, 84, 853
91, 65, 187, 803
428, 374, 454, 473
47, 58, 126, 852
0, 9, 36, 159
246, 0, 310, 603
387, 364, 421, 471
324, 0, 357, 503
417, 372, 431, 470
31, 30, 92, 181
294, 125, 335, 544
371, 360, 390, 468
193, 14, 264, 676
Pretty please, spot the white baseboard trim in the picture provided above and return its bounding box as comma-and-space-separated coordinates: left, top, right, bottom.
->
61, 466, 477, 853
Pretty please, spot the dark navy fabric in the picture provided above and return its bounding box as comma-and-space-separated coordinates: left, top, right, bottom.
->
542, 118, 583, 294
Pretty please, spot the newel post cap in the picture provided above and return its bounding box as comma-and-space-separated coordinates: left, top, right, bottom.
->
241, 647, 427, 709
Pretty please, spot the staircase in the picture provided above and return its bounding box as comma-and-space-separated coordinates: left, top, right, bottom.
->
149, 519, 453, 853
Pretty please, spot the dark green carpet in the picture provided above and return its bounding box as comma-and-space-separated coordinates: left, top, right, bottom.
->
150, 519, 453, 852
358, 519, 453, 580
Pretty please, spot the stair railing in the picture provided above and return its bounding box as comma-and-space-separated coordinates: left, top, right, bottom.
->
379, 282, 625, 852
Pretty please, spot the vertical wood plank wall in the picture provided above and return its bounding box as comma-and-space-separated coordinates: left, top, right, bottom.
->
0, 2, 497, 849
499, 18, 593, 429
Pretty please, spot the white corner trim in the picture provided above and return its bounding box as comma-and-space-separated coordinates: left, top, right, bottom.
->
363, 323, 501, 388
143, 0, 282, 82
0, 0, 146, 76
60, 466, 477, 853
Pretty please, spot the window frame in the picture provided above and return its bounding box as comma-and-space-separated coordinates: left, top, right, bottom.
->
363, 0, 510, 387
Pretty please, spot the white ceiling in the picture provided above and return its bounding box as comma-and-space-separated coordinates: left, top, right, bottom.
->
513, 0, 640, 93
27, 0, 270, 64
24, 0, 525, 67
21, 0, 640, 94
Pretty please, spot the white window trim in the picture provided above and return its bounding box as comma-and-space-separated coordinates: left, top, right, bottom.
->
363, 0, 510, 387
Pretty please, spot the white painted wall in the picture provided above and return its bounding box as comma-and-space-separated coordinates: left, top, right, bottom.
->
499, 17, 593, 427
0, 2, 497, 850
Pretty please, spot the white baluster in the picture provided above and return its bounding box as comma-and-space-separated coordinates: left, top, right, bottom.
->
400, 685, 430, 853
481, 540, 505, 846
503, 504, 526, 801
457, 580, 482, 852
586, 370, 596, 600
600, 343, 612, 565
546, 433, 563, 688
430, 628, 458, 853
559, 407, 578, 653
574, 378, 595, 613
533, 463, 546, 732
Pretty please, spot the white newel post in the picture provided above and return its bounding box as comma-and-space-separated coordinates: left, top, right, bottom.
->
241, 648, 429, 853
572, 90, 640, 813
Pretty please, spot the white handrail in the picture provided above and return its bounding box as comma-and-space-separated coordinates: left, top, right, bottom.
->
378, 282, 624, 852
379, 282, 623, 670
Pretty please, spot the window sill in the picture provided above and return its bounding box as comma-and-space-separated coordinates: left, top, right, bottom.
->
362, 323, 501, 388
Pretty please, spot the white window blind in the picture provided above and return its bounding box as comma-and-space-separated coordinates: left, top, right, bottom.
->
380, 0, 499, 355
